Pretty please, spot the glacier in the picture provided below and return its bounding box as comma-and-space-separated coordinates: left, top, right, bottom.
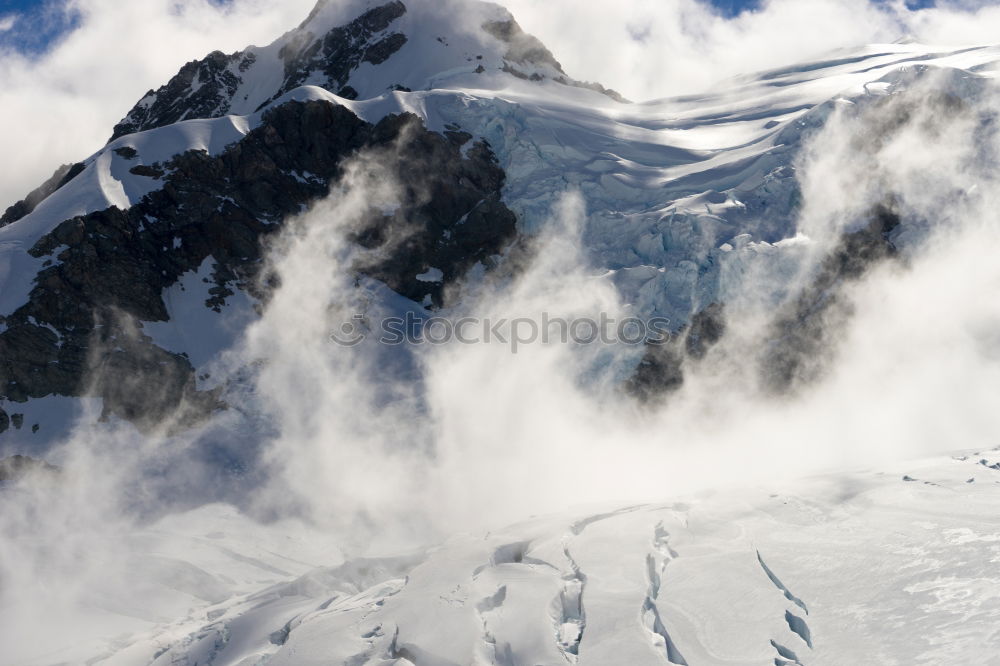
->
2, 0, 1000, 663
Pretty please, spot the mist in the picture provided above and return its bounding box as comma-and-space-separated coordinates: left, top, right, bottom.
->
232, 67, 1000, 533
0, 0, 316, 209
3, 0, 1000, 210
3, 3, 1000, 664
10, 64, 994, 536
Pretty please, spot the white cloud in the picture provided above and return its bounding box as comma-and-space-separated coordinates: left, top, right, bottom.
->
0, 0, 315, 211
502, 0, 893, 99
501, 0, 1000, 102
0, 0, 998, 518
0, 15, 17, 33
2, 0, 998, 210
222, 70, 1000, 536
3, 6, 1000, 658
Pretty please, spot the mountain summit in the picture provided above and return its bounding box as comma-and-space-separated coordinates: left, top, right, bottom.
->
111, 0, 623, 140
3, 5, 1000, 661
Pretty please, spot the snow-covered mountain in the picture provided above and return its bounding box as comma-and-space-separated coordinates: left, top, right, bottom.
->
2, 1, 997, 444
3, 0, 1000, 663
108, 0, 622, 141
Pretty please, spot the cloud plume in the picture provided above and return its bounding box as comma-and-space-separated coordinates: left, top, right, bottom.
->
3, 2, 1000, 663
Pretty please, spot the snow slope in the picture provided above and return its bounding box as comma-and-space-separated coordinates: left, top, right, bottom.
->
3, 24, 999, 451
15, 448, 999, 665
1, 503, 347, 666
3, 5, 1000, 662
0, 115, 253, 316
4, 36, 999, 322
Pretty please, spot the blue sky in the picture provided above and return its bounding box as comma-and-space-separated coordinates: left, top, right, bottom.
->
711, 0, 936, 16
0, 0, 82, 55
0, 0, 233, 54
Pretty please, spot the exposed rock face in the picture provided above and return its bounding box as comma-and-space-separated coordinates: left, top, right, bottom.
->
625, 303, 726, 403
1, 162, 85, 227
626, 203, 902, 402
350, 122, 516, 306
108, 0, 627, 143
110, 50, 251, 141
483, 16, 628, 101
761, 204, 901, 392
265, 0, 408, 104
109, 1, 411, 140
482, 18, 565, 76
2, 100, 517, 431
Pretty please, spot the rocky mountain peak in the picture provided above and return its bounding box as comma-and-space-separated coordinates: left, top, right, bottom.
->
109, 0, 623, 142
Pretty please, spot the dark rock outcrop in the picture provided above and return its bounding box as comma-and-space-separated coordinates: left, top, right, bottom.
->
483, 18, 565, 75
2, 100, 518, 431
110, 49, 252, 141
761, 204, 901, 392
261, 0, 408, 109
110, 1, 411, 141
483, 16, 628, 102
626, 202, 902, 403
349, 115, 516, 306
109, 0, 628, 143
626, 303, 726, 402
1, 162, 85, 227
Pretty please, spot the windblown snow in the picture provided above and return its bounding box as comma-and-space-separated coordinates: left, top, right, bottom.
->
8, 451, 1000, 665
3, 37, 998, 322
3, 1, 1000, 664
